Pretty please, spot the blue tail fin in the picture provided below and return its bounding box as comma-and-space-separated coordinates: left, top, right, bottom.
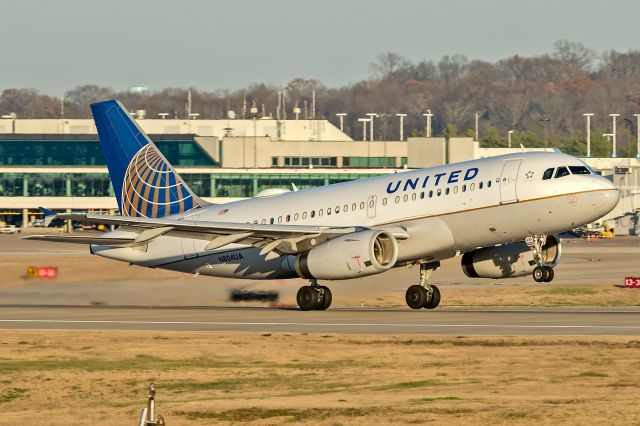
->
90, 100, 202, 218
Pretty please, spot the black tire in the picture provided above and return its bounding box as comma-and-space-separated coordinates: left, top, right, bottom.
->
532, 266, 545, 283
406, 285, 428, 309
543, 267, 554, 282
424, 285, 441, 309
316, 286, 332, 310
297, 286, 318, 311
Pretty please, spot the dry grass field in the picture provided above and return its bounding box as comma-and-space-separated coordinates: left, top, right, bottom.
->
0, 330, 639, 425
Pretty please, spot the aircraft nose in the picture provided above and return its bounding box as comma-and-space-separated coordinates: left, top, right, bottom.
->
587, 176, 620, 216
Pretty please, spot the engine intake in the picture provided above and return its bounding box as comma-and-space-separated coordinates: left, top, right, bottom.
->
287, 230, 398, 280
461, 235, 561, 279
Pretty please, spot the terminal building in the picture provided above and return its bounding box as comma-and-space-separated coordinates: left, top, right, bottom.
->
0, 116, 638, 234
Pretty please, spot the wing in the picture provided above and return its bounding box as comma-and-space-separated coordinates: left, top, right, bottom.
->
23, 213, 409, 255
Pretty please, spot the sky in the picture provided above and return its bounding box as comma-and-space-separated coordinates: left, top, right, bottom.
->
1, 0, 639, 95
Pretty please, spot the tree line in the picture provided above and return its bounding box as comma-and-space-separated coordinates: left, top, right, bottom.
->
1, 40, 640, 157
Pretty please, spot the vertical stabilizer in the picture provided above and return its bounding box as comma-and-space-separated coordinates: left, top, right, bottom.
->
90, 100, 203, 218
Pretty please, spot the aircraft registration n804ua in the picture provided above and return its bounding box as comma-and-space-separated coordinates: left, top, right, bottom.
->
25, 100, 620, 311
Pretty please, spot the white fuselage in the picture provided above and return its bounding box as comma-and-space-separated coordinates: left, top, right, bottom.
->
93, 152, 619, 280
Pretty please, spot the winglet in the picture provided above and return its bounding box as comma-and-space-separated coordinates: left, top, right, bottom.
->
39, 207, 58, 227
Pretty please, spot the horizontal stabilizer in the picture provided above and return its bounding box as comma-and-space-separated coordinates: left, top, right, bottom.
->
22, 235, 135, 246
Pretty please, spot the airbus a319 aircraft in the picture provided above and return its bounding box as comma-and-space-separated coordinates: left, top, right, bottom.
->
26, 100, 620, 311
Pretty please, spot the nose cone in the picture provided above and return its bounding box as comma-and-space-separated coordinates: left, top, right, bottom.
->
587, 176, 620, 217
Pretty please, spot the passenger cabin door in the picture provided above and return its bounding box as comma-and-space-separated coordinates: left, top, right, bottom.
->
367, 195, 377, 219
500, 159, 521, 204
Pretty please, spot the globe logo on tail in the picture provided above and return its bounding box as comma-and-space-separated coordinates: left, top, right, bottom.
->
121, 144, 195, 218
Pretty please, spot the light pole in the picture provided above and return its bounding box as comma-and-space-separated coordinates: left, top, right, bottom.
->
396, 113, 407, 141
422, 110, 433, 137
508, 130, 514, 148
634, 114, 640, 158
336, 113, 347, 132
366, 113, 378, 141
583, 113, 594, 157
610, 113, 620, 158
603, 133, 614, 157
358, 118, 369, 141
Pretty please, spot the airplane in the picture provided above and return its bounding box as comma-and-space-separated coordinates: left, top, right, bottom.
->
25, 100, 620, 311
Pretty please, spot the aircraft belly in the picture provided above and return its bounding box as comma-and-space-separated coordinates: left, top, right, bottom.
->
161, 246, 298, 280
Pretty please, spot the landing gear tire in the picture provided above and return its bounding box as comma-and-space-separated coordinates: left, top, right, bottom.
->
423, 285, 441, 309
297, 284, 333, 311
316, 286, 333, 310
297, 286, 318, 311
533, 266, 554, 283
406, 285, 428, 309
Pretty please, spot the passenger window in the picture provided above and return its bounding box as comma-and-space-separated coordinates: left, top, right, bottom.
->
319, 209, 323, 217
470, 183, 475, 191
395, 196, 400, 204
382, 198, 387, 206
360, 201, 366, 209
310, 210, 315, 218
294, 213, 299, 221
542, 168, 554, 180
369, 199, 375, 208
555, 167, 570, 178
343, 205, 348, 212
352, 203, 356, 211
453, 186, 458, 194
412, 193, 417, 201
462, 184, 466, 192
335, 206, 340, 214
327, 208, 331, 215
254, 220, 258, 224
569, 166, 590, 175
278, 216, 282, 223
261, 219, 266, 224
429, 190, 433, 198
302, 212, 307, 219
479, 182, 483, 189
270, 218, 274, 224
403, 194, 408, 202
286, 215, 290, 222
445, 187, 450, 195
487, 181, 492, 188
437, 189, 442, 196
420, 192, 425, 199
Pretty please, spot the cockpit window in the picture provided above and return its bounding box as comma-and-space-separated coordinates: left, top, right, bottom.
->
554, 166, 570, 178
542, 168, 554, 180
569, 166, 591, 175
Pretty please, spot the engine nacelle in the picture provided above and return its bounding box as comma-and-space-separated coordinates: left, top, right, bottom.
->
285, 230, 398, 280
461, 235, 561, 279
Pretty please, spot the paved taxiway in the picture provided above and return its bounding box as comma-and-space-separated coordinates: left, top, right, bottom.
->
0, 305, 638, 335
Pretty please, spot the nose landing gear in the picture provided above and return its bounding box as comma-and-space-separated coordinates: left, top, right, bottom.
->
533, 265, 554, 283
527, 235, 555, 283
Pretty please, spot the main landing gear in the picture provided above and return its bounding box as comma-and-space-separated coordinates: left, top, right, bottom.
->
406, 261, 441, 310
527, 234, 555, 283
296, 279, 332, 311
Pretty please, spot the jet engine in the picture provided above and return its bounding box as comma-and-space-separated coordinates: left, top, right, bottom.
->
461, 235, 561, 279
285, 230, 398, 280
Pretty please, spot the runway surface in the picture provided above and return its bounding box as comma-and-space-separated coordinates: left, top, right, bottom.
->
0, 305, 638, 335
